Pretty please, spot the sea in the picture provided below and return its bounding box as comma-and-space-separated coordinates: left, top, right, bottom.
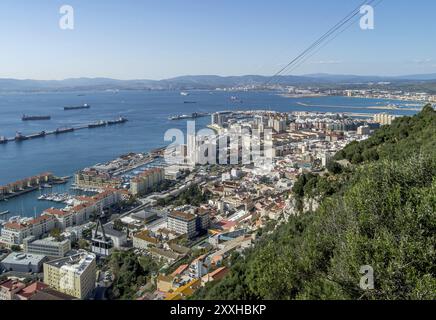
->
0, 90, 421, 218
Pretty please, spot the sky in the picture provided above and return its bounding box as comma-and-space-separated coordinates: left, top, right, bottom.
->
0, 0, 435, 80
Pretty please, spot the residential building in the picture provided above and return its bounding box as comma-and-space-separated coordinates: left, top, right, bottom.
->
0, 215, 56, 246
201, 267, 229, 286
130, 168, 164, 196
357, 125, 371, 135
373, 113, 397, 125
43, 251, 96, 300
14, 281, 75, 300
167, 211, 197, 238
74, 169, 121, 189
0, 279, 26, 300
43, 208, 73, 229
133, 230, 159, 250
23, 236, 71, 257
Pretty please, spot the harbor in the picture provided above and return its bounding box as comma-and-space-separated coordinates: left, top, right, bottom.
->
0, 173, 70, 202
0, 91, 422, 219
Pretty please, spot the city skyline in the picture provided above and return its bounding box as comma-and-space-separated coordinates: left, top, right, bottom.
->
1, 0, 436, 80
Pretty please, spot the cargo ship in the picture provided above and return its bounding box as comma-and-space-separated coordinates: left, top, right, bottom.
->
15, 132, 28, 141
88, 120, 107, 128
107, 116, 128, 125
168, 112, 209, 120
55, 127, 75, 134
22, 114, 51, 121
27, 131, 46, 139
64, 103, 91, 110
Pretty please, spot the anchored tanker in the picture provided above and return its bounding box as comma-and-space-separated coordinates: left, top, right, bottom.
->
88, 120, 107, 128
21, 114, 51, 121
64, 103, 91, 111
107, 116, 128, 125
55, 127, 74, 134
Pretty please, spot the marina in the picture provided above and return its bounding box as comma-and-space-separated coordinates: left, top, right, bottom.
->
0, 210, 9, 216
0, 173, 70, 202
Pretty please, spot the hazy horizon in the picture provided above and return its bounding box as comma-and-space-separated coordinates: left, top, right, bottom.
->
1, 0, 436, 80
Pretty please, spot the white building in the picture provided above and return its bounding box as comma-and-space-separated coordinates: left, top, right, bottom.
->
43, 251, 96, 300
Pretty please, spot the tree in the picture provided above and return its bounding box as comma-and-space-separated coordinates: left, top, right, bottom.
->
50, 228, 65, 242
193, 106, 436, 300
10, 245, 21, 252
113, 219, 125, 232
78, 239, 89, 250
326, 161, 343, 174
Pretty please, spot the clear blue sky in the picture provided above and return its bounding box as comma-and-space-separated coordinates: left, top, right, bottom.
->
0, 0, 435, 80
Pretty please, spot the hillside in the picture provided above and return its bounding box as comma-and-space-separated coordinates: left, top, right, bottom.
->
2, 74, 436, 92
194, 105, 436, 300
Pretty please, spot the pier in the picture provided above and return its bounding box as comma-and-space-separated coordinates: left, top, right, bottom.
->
0, 117, 128, 144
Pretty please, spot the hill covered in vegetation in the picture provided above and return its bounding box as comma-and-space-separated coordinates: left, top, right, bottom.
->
194, 104, 436, 300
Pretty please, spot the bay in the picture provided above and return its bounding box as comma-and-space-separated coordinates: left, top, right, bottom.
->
0, 90, 419, 217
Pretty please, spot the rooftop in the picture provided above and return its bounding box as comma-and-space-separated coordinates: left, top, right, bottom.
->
44, 251, 95, 275
1, 252, 47, 266
168, 210, 196, 222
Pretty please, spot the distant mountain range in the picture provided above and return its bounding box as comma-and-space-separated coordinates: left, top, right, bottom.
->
1, 73, 436, 92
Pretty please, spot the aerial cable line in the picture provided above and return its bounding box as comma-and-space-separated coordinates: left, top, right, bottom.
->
270, 0, 376, 79
265, 0, 377, 85
282, 0, 384, 76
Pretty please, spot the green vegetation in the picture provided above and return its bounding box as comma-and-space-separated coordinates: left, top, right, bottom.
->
150, 179, 176, 193
157, 185, 211, 207
194, 105, 436, 300
10, 245, 21, 252
335, 104, 435, 164
112, 219, 125, 232
77, 239, 89, 250
107, 250, 159, 300
49, 228, 65, 242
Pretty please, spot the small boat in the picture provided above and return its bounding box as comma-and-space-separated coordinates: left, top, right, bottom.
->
0, 210, 9, 216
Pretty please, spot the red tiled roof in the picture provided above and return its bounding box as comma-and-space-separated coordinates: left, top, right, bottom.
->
4, 222, 29, 231
44, 208, 71, 217
0, 279, 26, 291
16, 282, 49, 299
171, 264, 189, 277
29, 215, 54, 225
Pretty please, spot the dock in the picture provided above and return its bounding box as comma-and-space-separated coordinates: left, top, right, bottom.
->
0, 117, 128, 144
0, 174, 70, 202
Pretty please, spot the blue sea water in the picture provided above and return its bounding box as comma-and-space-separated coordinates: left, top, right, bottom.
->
0, 90, 420, 217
